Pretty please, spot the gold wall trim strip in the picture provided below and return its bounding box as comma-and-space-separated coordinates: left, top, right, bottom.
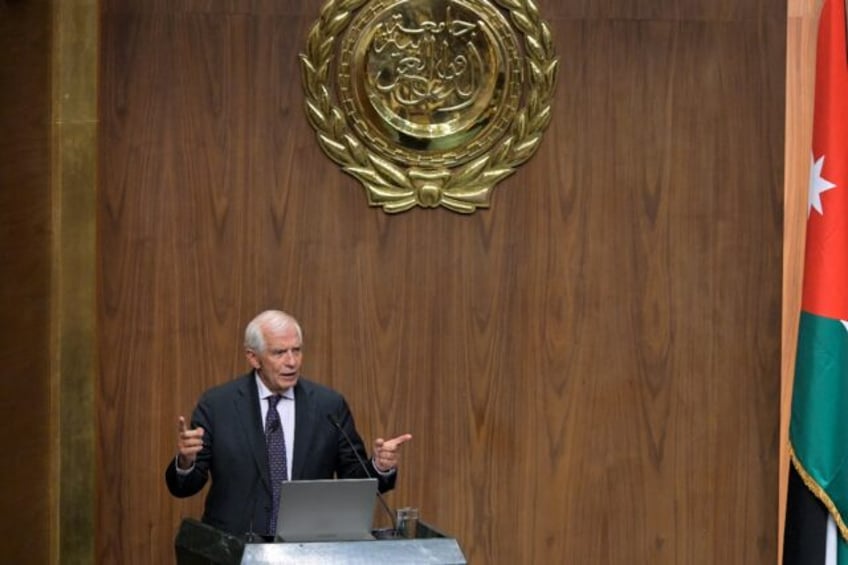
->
51, 0, 98, 563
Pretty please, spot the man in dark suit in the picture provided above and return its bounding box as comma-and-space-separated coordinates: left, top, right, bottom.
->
165, 310, 412, 537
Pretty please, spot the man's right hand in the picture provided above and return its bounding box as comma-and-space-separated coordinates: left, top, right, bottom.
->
176, 416, 205, 470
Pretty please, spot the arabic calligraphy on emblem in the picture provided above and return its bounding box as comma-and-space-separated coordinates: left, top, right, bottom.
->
339, 0, 522, 165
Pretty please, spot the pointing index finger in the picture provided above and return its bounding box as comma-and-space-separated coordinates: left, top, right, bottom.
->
386, 433, 413, 447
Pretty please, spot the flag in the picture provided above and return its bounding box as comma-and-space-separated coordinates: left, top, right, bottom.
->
785, 1, 848, 563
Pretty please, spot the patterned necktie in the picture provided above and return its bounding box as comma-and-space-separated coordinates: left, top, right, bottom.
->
265, 394, 288, 534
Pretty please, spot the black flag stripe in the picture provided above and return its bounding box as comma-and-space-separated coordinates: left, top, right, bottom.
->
784, 464, 829, 564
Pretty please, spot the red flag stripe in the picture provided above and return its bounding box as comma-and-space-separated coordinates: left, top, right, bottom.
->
803, 0, 848, 320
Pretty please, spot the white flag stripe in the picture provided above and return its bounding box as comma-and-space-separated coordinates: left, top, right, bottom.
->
826, 515, 837, 565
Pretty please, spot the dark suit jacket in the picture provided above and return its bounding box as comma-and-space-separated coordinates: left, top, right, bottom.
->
165, 373, 396, 536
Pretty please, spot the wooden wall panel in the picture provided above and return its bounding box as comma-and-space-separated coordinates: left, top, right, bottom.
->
99, 1, 785, 563
0, 1, 53, 563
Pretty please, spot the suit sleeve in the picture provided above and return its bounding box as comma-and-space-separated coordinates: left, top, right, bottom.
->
333, 398, 397, 493
165, 395, 215, 497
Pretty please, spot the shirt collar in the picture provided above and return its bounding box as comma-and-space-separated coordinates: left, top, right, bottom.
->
254, 371, 295, 400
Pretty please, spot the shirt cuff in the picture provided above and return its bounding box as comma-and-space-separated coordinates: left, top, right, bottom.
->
371, 457, 397, 476
175, 455, 195, 476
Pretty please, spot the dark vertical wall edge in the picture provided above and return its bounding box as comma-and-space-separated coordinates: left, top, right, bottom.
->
0, 0, 54, 562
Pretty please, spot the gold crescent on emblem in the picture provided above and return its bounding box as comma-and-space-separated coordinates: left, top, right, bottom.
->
300, 0, 558, 214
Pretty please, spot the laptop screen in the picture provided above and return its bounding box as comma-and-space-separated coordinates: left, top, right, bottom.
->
275, 478, 378, 542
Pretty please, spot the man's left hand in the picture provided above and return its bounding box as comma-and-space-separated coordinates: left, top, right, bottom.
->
373, 433, 413, 472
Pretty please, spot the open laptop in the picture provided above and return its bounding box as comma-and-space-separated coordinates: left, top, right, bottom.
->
275, 478, 378, 542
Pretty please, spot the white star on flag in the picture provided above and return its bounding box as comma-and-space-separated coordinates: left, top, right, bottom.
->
809, 152, 837, 216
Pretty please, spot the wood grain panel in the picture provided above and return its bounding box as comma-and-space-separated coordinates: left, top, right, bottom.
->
99, 1, 785, 563
0, 1, 53, 563
534, 1, 787, 20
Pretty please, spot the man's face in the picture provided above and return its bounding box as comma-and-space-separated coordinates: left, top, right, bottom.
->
246, 322, 302, 393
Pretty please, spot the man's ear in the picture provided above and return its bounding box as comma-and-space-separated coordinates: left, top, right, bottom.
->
245, 349, 261, 369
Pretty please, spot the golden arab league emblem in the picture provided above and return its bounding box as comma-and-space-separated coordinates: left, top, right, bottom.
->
300, 0, 558, 214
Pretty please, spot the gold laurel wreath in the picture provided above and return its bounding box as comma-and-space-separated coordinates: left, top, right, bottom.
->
299, 0, 558, 213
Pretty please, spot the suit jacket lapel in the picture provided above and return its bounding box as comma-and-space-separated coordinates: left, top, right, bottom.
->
292, 379, 317, 480
233, 373, 271, 494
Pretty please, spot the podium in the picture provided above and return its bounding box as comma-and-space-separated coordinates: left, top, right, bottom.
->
175, 518, 467, 565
